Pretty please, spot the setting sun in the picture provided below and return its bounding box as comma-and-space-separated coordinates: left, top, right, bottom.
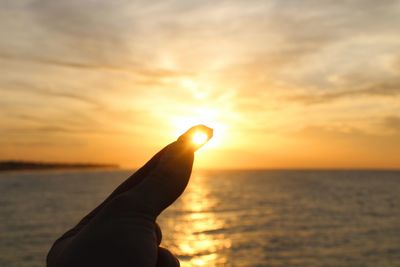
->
192, 131, 209, 146
178, 125, 213, 151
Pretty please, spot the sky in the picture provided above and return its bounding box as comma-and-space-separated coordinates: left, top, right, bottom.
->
1, 0, 400, 169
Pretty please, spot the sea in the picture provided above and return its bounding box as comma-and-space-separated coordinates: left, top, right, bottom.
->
0, 169, 399, 267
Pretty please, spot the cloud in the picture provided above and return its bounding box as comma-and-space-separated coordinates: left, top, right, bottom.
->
3, 125, 136, 136
382, 116, 400, 133
286, 79, 400, 105
0, 52, 128, 71
0, 80, 159, 139
28, 0, 136, 63
3, 0, 400, 73
0, 80, 102, 108
30, 0, 129, 38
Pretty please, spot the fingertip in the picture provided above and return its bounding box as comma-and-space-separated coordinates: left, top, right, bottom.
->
177, 124, 213, 151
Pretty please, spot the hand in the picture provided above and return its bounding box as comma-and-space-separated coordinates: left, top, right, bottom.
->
47, 125, 212, 267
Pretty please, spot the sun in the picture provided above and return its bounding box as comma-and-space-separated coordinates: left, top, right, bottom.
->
170, 106, 228, 149
177, 125, 213, 151
191, 131, 209, 146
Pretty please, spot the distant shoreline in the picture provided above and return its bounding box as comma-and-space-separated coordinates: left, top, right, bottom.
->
0, 161, 119, 172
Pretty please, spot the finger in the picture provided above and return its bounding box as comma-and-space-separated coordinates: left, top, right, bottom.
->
110, 125, 211, 196
110, 125, 213, 217
86, 125, 212, 214
156, 247, 180, 267
54, 143, 174, 242
105, 144, 174, 197
71, 124, 210, 220
58, 125, 211, 242
177, 124, 213, 150
155, 222, 162, 245
126, 139, 194, 216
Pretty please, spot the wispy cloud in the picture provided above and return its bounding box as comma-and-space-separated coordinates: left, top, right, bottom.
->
381, 116, 400, 133
286, 79, 400, 105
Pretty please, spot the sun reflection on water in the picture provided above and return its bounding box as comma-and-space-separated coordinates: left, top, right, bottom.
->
163, 174, 231, 266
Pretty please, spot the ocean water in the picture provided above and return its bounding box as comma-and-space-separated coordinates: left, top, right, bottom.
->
0, 169, 399, 267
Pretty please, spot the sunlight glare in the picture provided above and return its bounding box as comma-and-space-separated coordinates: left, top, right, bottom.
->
176, 175, 231, 267
192, 131, 209, 146
171, 107, 227, 149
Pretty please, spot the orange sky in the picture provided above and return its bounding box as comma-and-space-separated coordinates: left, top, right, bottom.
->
1, 0, 400, 169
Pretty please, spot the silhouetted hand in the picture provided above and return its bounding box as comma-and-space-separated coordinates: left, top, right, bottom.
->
47, 125, 212, 267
